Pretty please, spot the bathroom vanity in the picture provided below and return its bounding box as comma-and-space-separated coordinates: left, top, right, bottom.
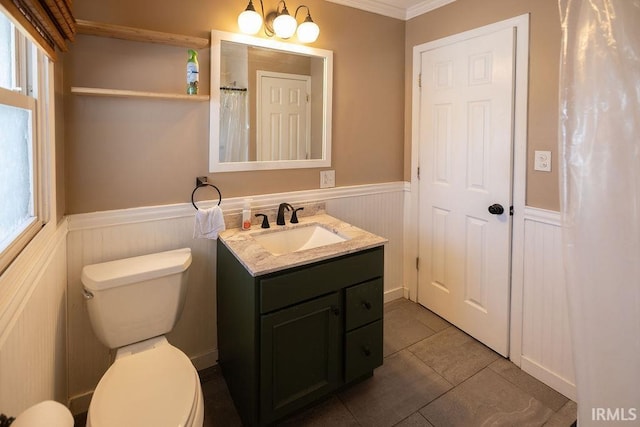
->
216, 213, 386, 425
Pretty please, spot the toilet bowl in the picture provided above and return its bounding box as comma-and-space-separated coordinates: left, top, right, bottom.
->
81, 248, 203, 427
87, 337, 203, 427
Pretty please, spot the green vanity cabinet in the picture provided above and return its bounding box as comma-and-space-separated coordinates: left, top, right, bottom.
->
216, 241, 384, 426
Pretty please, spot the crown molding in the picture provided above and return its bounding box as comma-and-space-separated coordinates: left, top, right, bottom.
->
325, 0, 455, 20
405, 0, 456, 19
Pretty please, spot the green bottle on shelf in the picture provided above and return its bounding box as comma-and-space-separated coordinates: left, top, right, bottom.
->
187, 49, 199, 95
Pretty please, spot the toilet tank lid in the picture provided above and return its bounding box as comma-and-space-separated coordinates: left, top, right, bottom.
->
81, 248, 192, 291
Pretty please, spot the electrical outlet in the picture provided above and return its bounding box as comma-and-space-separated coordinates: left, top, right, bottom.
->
534, 150, 552, 172
320, 170, 335, 188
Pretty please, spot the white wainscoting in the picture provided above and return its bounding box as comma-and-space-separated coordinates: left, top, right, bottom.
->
0, 221, 68, 416
516, 207, 576, 400
66, 216, 219, 413
65, 182, 407, 413
325, 183, 407, 302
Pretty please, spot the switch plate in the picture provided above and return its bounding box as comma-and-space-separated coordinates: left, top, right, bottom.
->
320, 170, 335, 188
534, 150, 552, 172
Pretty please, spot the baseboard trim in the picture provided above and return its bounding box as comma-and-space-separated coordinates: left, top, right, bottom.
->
384, 286, 405, 303
191, 349, 218, 371
520, 356, 576, 401
68, 390, 93, 416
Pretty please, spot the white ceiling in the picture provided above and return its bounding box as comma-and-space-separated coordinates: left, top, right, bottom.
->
325, 0, 455, 20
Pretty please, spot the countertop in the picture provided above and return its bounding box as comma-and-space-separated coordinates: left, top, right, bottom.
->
218, 213, 388, 276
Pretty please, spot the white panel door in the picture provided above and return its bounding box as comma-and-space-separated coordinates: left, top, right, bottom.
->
257, 71, 311, 161
417, 26, 515, 356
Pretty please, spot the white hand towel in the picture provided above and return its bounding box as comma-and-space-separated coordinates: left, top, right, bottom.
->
193, 206, 226, 239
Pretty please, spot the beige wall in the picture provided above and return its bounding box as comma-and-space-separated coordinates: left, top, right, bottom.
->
405, 0, 561, 210
64, 0, 405, 214
64, 0, 561, 212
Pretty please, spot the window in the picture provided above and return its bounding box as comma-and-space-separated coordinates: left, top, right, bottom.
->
0, 10, 48, 274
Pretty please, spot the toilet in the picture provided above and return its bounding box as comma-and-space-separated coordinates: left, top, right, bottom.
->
81, 248, 204, 427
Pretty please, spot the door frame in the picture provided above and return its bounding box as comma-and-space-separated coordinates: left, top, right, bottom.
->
406, 14, 530, 364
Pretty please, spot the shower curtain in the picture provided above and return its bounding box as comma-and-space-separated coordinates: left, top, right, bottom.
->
219, 89, 249, 163
559, 0, 640, 425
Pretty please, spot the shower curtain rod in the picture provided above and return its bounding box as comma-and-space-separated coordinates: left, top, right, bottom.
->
220, 86, 247, 92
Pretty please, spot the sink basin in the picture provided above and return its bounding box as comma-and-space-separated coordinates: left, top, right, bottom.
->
253, 224, 350, 256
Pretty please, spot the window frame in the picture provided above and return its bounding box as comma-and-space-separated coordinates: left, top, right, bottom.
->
0, 12, 48, 274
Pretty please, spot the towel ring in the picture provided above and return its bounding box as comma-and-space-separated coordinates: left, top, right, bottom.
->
191, 183, 222, 210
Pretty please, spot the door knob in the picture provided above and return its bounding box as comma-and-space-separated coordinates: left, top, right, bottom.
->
488, 204, 504, 215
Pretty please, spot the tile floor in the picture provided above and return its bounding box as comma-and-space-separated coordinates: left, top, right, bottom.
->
75, 298, 578, 426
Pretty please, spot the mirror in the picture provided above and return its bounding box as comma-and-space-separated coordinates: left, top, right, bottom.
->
209, 30, 333, 172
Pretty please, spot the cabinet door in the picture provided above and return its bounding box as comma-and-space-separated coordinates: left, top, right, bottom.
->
260, 292, 342, 423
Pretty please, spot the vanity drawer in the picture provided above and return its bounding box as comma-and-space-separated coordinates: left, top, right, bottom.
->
345, 319, 383, 382
260, 247, 383, 314
345, 278, 383, 331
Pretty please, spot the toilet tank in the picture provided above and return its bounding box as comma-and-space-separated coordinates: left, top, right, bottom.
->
81, 248, 192, 349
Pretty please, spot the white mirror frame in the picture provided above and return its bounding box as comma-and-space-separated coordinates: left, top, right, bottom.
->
209, 30, 333, 172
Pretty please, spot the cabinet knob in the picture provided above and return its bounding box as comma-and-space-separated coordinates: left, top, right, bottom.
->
331, 307, 340, 316
362, 301, 372, 310
362, 346, 371, 357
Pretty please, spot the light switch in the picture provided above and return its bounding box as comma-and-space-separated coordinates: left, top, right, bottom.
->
320, 170, 335, 188
534, 150, 552, 172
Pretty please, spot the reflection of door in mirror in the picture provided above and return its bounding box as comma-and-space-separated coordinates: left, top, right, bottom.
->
257, 71, 311, 161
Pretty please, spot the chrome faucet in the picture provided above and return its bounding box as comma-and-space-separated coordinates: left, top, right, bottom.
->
276, 203, 293, 225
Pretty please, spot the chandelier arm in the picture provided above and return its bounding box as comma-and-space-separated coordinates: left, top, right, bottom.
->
277, 0, 288, 14
256, 0, 277, 37
294, 5, 310, 19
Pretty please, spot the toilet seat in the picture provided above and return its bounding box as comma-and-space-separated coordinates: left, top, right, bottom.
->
87, 337, 202, 427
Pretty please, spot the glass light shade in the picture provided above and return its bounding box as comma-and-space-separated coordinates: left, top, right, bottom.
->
296, 19, 319, 43
238, 9, 263, 35
273, 13, 297, 39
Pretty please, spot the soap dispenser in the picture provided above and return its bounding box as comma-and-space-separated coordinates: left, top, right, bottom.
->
242, 199, 252, 230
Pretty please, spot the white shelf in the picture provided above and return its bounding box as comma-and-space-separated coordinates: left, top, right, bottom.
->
71, 87, 210, 101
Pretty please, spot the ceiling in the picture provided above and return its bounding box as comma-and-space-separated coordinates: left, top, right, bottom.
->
325, 0, 455, 20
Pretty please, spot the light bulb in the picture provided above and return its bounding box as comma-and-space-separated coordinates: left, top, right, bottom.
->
238, 2, 263, 35
273, 12, 297, 39
296, 17, 319, 43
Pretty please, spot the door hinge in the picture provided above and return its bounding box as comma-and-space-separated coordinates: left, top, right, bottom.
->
510, 206, 514, 216
416, 257, 420, 270
417, 166, 420, 180
418, 73, 422, 88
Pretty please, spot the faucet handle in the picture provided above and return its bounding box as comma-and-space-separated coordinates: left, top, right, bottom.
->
291, 207, 304, 223
255, 213, 270, 229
